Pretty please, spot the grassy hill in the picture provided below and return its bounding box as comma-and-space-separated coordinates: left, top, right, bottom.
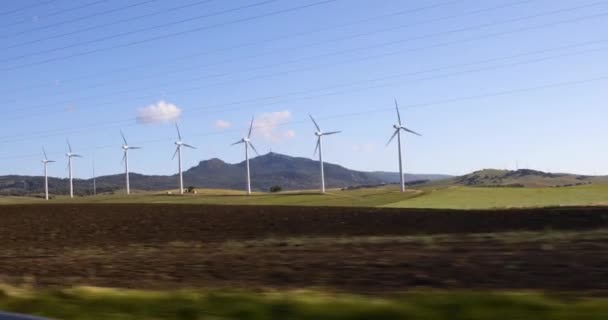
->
447, 169, 608, 188
0, 153, 447, 196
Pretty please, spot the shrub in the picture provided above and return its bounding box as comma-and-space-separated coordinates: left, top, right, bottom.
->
269, 185, 282, 193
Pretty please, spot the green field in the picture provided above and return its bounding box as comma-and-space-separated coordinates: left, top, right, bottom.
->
4, 184, 608, 209
384, 184, 608, 209
1, 286, 607, 320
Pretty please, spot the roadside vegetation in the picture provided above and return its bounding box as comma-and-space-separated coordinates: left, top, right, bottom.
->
1, 287, 608, 320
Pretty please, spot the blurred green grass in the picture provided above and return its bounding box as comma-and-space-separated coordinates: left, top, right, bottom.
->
1, 287, 607, 319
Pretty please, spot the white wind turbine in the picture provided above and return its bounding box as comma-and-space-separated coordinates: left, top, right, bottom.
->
231, 117, 259, 195
310, 114, 341, 193
121, 130, 142, 195
65, 139, 83, 198
386, 99, 421, 192
41, 147, 55, 201
172, 123, 196, 194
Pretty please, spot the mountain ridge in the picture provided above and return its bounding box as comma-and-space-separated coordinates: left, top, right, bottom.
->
0, 152, 449, 196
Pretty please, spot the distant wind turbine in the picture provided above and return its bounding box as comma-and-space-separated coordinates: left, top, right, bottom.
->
172, 123, 195, 194
231, 117, 259, 195
41, 147, 55, 201
386, 99, 421, 192
65, 139, 83, 198
121, 130, 141, 195
310, 114, 341, 193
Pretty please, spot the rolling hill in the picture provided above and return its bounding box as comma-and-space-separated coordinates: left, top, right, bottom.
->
448, 169, 608, 188
0, 152, 449, 196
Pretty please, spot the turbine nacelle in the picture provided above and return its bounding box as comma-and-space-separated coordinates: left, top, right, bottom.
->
393, 124, 400, 129
315, 131, 322, 136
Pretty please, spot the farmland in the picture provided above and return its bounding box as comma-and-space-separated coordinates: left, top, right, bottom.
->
0, 204, 607, 291
1, 189, 608, 318
5, 183, 608, 209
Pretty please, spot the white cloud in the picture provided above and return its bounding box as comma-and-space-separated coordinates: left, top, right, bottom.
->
214, 120, 231, 130
254, 110, 295, 143
136, 100, 182, 124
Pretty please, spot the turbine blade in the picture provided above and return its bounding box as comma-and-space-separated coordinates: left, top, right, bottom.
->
66, 139, 72, 153
323, 130, 341, 136
309, 114, 321, 131
248, 116, 254, 138
313, 138, 320, 156
73, 154, 83, 158
121, 153, 126, 165
128, 146, 142, 150
248, 141, 259, 155
394, 99, 402, 125
231, 140, 244, 146
175, 123, 182, 141
48, 160, 56, 163
42, 147, 48, 160
182, 143, 196, 149
401, 126, 422, 136
172, 147, 179, 160
386, 130, 399, 146
120, 130, 128, 145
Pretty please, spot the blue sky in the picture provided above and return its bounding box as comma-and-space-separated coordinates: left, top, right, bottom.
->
0, 0, 607, 178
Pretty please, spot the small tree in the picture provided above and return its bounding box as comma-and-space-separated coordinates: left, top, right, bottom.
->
269, 185, 282, 193
187, 186, 196, 193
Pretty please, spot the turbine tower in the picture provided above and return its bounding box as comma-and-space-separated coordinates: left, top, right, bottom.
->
172, 124, 195, 194
121, 130, 141, 195
41, 148, 55, 201
310, 114, 341, 193
231, 117, 259, 195
386, 99, 421, 192
65, 140, 83, 198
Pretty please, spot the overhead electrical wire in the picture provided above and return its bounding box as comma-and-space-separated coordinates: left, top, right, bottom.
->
0, 0, 469, 94
1, 41, 606, 142
3, 0, 534, 101
0, 0, 56, 18
0, 74, 606, 161
0, 0, 161, 40
1, 0, 216, 50
7, 0, 604, 67
5, 4, 607, 116
0, 0, 366, 71
0, 0, 280, 63
0, 0, 110, 30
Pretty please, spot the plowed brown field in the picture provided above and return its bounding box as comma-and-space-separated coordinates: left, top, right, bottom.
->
1, 204, 607, 293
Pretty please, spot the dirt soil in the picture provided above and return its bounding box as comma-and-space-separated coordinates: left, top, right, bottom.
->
0, 204, 607, 293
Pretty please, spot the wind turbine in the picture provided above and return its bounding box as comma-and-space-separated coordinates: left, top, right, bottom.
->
310, 114, 341, 193
65, 139, 83, 198
121, 130, 141, 195
231, 117, 259, 195
386, 99, 421, 192
41, 147, 55, 201
172, 123, 195, 194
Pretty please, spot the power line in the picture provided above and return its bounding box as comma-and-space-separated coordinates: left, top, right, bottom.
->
0, 0, 343, 71
0, 0, 467, 94
0, 42, 605, 143
1, 0, 215, 50
5, 0, 532, 100
0, 0, 110, 30
3, 0, 535, 104
6, 5, 607, 116
0, 0, 279, 63
0, 0, 161, 40
0, 74, 606, 161
0, 0, 56, 18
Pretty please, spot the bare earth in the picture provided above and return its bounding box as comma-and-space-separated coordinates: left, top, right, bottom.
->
1, 204, 607, 293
